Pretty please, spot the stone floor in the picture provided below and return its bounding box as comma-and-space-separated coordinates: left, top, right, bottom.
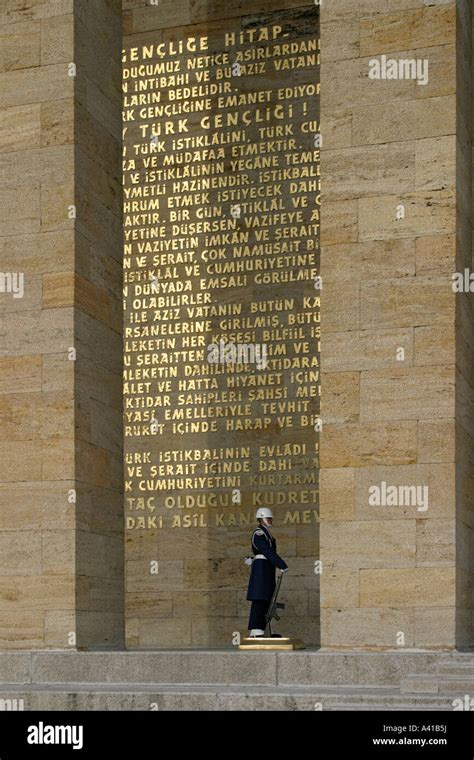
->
0, 650, 472, 710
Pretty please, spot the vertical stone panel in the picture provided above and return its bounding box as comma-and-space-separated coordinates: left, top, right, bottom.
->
320, 0, 469, 649
0, 0, 123, 649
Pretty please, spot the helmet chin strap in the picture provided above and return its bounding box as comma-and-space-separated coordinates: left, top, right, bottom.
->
262, 518, 272, 528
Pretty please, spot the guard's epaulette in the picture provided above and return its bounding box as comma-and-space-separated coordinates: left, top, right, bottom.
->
254, 529, 264, 536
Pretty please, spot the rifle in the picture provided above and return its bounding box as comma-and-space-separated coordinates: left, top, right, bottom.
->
264, 572, 286, 637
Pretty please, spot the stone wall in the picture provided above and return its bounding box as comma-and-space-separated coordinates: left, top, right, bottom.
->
320, 0, 473, 649
0, 0, 123, 649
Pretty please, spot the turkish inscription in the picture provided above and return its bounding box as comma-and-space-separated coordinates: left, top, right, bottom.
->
122, 12, 320, 533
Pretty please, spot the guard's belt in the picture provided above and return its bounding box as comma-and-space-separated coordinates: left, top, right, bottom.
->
253, 554, 267, 560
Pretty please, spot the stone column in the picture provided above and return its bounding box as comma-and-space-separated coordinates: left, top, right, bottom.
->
320, 0, 473, 649
0, 0, 123, 649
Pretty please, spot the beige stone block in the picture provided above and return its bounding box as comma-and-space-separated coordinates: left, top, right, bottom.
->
0, 481, 75, 530
417, 420, 455, 463
0, 575, 75, 610
321, 421, 417, 468
1, 309, 73, 356
41, 354, 74, 393
0, 391, 73, 441
321, 608, 415, 648
0, 277, 41, 315
41, 438, 74, 480
1, 2, 73, 23
41, 530, 75, 575
322, 371, 359, 423
0, 20, 40, 72
76, 275, 120, 331
174, 590, 237, 617
132, 1, 191, 30
360, 4, 455, 55
352, 96, 455, 145
125, 593, 173, 617
414, 607, 455, 647
75, 101, 120, 177
322, 0, 423, 21
191, 617, 247, 647
321, 18, 359, 62
44, 611, 76, 648
321, 567, 359, 608
322, 239, 415, 282
0, 147, 41, 189
77, 488, 122, 542
0, 441, 41, 481
0, 610, 44, 650
360, 277, 455, 328
360, 567, 455, 607
414, 325, 455, 366
75, 440, 122, 490
0, 532, 41, 575
0, 230, 73, 275
321, 108, 351, 150
416, 519, 455, 566
321, 199, 357, 245
322, 282, 359, 331
358, 189, 455, 241
125, 616, 139, 648
0, 610, 44, 648
40, 145, 73, 188
319, 467, 355, 521
84, 79, 121, 141
323, 142, 414, 201
42, 272, 74, 309
360, 366, 454, 421
415, 136, 455, 190
41, 99, 74, 147
190, 0, 279, 24
40, 180, 74, 230
323, 57, 413, 112
0, 184, 39, 235
0, 356, 41, 394
184, 559, 247, 590
415, 234, 455, 276
321, 519, 416, 569
126, 559, 184, 593
295, 522, 319, 557
41, 14, 73, 64
0, 104, 41, 153
139, 616, 192, 647
354, 463, 455, 520
414, 44, 455, 100
0, 64, 74, 109
322, 329, 413, 372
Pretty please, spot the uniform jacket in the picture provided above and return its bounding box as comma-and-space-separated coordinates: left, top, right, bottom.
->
246, 523, 288, 601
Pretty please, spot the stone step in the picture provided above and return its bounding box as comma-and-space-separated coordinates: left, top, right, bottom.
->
436, 662, 474, 676
1, 650, 445, 687
0, 684, 455, 711
401, 673, 474, 695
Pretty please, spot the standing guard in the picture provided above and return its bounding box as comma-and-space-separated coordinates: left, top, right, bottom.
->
246, 507, 288, 637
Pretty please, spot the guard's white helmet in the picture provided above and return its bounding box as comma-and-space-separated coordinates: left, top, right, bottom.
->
256, 507, 274, 520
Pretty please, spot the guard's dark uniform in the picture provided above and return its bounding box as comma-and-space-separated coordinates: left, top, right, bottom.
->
246, 524, 288, 632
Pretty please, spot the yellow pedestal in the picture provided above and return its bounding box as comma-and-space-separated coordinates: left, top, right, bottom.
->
238, 636, 306, 651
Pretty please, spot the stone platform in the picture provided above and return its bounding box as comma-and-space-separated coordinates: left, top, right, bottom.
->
0, 650, 472, 710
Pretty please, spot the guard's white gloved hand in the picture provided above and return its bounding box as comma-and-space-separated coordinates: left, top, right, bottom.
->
244, 557, 253, 566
